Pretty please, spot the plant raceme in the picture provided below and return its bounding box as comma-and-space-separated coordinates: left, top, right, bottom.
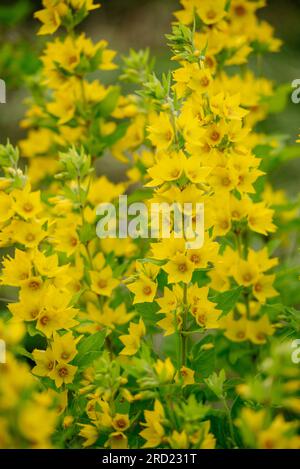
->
0, 0, 299, 450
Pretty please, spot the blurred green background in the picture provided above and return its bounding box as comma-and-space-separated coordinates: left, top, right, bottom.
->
0, 0, 299, 192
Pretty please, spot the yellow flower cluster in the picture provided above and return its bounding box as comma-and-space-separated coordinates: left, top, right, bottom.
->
0, 0, 299, 450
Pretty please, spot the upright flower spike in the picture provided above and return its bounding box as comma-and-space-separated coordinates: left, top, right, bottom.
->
0, 0, 299, 451
20, 0, 134, 185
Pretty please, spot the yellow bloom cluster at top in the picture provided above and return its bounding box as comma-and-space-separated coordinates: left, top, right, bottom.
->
0, 0, 299, 451
35, 0, 101, 36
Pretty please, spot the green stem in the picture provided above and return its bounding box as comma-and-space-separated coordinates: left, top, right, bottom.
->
181, 284, 188, 368
222, 397, 237, 448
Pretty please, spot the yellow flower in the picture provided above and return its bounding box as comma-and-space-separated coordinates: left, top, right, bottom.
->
177, 366, 195, 385
184, 157, 211, 183
78, 424, 99, 447
168, 430, 189, 449
236, 409, 300, 449
33, 250, 65, 278
157, 310, 182, 336
112, 414, 130, 432
20, 276, 44, 297
14, 220, 47, 248
32, 348, 56, 378
247, 201, 276, 235
222, 314, 248, 342
127, 275, 157, 304
154, 358, 175, 383
63, 415, 74, 429
209, 167, 238, 193
18, 404, 57, 447
163, 253, 194, 284
247, 316, 274, 344
47, 90, 76, 124
234, 259, 259, 287
197, 0, 227, 25
53, 226, 80, 256
9, 296, 43, 322
107, 432, 128, 449
50, 362, 77, 388
36, 286, 79, 337
51, 331, 81, 363
147, 113, 174, 151
188, 68, 212, 94
156, 285, 182, 313
1, 249, 32, 286
147, 151, 186, 185
12, 187, 42, 220
35, 4, 67, 36
186, 238, 219, 269
188, 286, 220, 330
0, 192, 14, 222
140, 400, 165, 448
252, 274, 277, 303
86, 302, 134, 331
205, 122, 225, 147
151, 237, 185, 260
119, 319, 146, 356
90, 266, 118, 297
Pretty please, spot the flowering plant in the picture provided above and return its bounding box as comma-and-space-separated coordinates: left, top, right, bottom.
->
0, 0, 299, 449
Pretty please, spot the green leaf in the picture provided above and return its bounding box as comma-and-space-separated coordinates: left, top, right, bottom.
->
27, 322, 45, 338
191, 335, 216, 378
95, 86, 120, 118
211, 286, 243, 317
205, 369, 226, 399
0, 0, 31, 27
135, 302, 160, 317
73, 330, 106, 367
15, 346, 33, 360
79, 223, 95, 243
267, 83, 290, 114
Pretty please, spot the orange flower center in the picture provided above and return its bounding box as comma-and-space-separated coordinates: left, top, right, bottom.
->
211, 131, 220, 141
197, 313, 206, 325
28, 280, 41, 290
58, 366, 68, 377
98, 279, 108, 289
23, 203, 34, 213
115, 419, 127, 429
222, 177, 231, 187
40, 315, 49, 326
221, 220, 229, 229
235, 5, 246, 16
143, 286, 152, 296
190, 254, 200, 264
256, 332, 265, 341
243, 273, 252, 283
206, 9, 217, 19
200, 76, 210, 87
70, 237, 78, 247
171, 169, 180, 178
31, 309, 39, 319
178, 263, 187, 272
26, 233, 36, 242
237, 331, 245, 339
